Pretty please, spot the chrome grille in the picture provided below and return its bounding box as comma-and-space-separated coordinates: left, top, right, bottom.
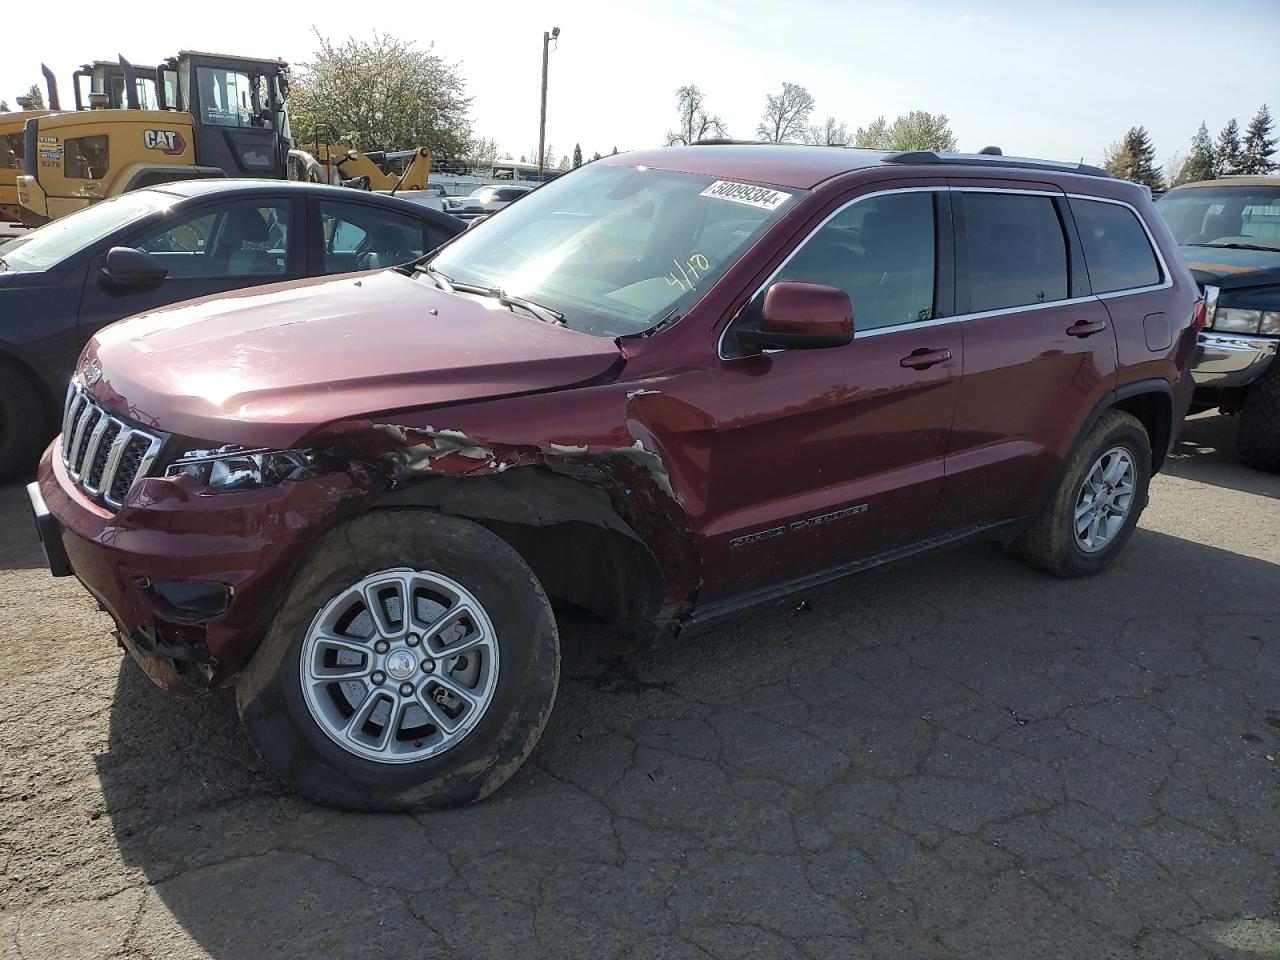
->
60, 383, 164, 510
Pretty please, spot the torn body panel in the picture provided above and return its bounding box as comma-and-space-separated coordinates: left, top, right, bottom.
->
312, 377, 716, 627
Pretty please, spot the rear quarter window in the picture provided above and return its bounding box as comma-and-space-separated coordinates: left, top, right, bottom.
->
1070, 198, 1162, 294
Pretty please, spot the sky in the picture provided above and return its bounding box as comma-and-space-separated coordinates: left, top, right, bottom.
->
4, 0, 1278, 172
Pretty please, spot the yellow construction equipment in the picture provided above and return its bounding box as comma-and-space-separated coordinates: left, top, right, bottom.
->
16, 52, 434, 226
1, 67, 60, 231
287, 138, 432, 191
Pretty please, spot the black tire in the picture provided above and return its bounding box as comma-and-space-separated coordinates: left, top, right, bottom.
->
0, 364, 47, 484
1012, 410, 1152, 578
1237, 365, 1280, 473
236, 509, 560, 811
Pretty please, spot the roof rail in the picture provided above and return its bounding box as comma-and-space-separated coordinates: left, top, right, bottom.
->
692, 138, 764, 146
882, 150, 1111, 179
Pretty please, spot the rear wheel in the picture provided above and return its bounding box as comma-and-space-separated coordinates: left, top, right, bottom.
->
1012, 410, 1152, 577
0, 364, 47, 483
1237, 365, 1280, 473
236, 509, 560, 810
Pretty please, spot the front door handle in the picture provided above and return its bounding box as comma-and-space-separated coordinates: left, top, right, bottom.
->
900, 347, 952, 370
1066, 320, 1108, 338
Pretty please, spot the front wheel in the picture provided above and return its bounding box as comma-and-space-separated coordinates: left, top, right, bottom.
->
1237, 365, 1280, 472
1012, 410, 1152, 577
236, 510, 560, 810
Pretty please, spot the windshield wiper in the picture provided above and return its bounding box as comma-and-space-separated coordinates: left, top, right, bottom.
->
416, 262, 455, 292
415, 263, 564, 325
1185, 242, 1279, 253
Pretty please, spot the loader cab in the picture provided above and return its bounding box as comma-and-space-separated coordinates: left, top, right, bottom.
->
165, 51, 290, 180
72, 61, 162, 111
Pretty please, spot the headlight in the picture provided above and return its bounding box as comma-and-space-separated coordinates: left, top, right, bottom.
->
166, 446, 318, 491
1207, 287, 1280, 335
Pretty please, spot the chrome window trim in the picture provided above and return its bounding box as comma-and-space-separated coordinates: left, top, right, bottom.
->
718, 185, 1173, 359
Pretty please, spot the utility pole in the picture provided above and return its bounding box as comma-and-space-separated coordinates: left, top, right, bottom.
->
538, 27, 559, 183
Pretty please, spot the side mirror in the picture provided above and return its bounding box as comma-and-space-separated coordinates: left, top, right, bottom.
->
100, 246, 168, 288
737, 281, 853, 352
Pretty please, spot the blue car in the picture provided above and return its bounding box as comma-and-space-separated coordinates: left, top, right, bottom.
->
0, 179, 464, 479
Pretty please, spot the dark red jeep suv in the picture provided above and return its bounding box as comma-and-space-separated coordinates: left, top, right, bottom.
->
29, 145, 1200, 809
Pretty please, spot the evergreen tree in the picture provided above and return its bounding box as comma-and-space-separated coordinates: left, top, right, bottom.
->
1240, 104, 1277, 174
590, 151, 602, 162
572, 143, 583, 168
1215, 118, 1244, 176
611, 146, 618, 155
1173, 123, 1216, 184
1104, 126, 1164, 190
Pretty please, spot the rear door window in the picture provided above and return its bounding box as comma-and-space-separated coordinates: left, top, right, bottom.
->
1070, 198, 1162, 293
319, 200, 426, 273
961, 192, 1068, 312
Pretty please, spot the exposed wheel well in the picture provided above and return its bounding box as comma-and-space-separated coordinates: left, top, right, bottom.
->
1111, 389, 1173, 472
372, 468, 667, 638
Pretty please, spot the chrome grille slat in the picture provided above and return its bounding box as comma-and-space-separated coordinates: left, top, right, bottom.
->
59, 382, 164, 511
78, 416, 112, 489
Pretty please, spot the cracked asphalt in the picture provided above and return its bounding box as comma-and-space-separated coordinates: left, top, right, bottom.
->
2, 411, 1278, 960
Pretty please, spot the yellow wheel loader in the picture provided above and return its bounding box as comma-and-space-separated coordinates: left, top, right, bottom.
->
16, 51, 436, 226
287, 139, 432, 192
17, 51, 292, 223
1, 67, 61, 234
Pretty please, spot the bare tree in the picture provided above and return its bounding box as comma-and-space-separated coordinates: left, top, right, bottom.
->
757, 83, 815, 143
804, 116, 850, 146
666, 85, 728, 145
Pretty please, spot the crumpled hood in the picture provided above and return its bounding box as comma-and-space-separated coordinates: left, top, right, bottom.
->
83, 269, 622, 448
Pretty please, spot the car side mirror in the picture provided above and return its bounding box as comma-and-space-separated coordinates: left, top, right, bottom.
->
100, 246, 168, 288
737, 281, 854, 352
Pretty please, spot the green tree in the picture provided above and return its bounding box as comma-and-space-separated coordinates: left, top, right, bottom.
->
756, 82, 814, 143
1173, 122, 1216, 185
666, 85, 727, 145
804, 116, 849, 146
290, 30, 472, 159
854, 111, 957, 151
572, 142, 583, 168
465, 136, 500, 170
557, 155, 572, 172
590, 150, 602, 162
1215, 118, 1244, 176
1104, 126, 1164, 190
611, 146, 618, 155
1240, 104, 1277, 174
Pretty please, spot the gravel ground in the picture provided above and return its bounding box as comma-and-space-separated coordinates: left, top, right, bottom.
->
1, 412, 1278, 960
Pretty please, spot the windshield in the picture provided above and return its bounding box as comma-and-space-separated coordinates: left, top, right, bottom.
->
0, 192, 167, 271
427, 163, 798, 336
1157, 185, 1280, 251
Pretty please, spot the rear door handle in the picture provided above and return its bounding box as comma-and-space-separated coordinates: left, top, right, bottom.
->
1066, 320, 1108, 338
900, 347, 952, 370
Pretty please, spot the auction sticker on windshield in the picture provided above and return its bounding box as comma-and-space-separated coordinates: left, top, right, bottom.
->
700, 180, 792, 211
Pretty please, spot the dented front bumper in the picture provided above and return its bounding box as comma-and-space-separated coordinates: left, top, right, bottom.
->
34, 443, 369, 696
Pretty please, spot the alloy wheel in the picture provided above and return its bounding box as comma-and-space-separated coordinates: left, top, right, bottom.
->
299, 568, 500, 763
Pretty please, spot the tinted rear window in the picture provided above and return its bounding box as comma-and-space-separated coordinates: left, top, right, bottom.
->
962, 193, 1068, 312
1071, 198, 1161, 293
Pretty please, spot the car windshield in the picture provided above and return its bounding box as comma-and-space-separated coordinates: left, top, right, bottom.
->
1156, 185, 1280, 251
0, 191, 168, 271
427, 163, 799, 337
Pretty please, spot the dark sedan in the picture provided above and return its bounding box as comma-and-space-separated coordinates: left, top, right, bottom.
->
0, 180, 464, 479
